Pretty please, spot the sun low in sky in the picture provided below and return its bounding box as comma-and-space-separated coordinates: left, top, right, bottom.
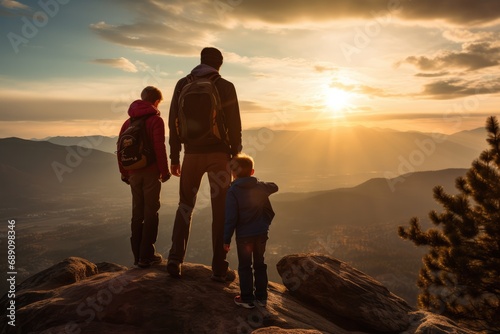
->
324, 86, 354, 118
1, 0, 499, 138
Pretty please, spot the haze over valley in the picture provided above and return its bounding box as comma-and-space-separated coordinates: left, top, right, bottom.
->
0, 126, 489, 305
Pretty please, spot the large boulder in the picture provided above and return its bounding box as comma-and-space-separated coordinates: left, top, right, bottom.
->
276, 253, 413, 333
252, 327, 324, 334
1, 257, 353, 334
406, 311, 479, 334
18, 257, 98, 291
1, 255, 481, 333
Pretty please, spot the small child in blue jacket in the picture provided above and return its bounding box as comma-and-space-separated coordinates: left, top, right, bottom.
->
224, 153, 278, 309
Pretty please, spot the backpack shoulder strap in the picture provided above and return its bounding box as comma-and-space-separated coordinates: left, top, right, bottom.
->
187, 73, 220, 83
207, 73, 221, 82
177, 76, 193, 96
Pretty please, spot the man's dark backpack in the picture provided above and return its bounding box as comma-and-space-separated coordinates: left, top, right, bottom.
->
117, 115, 155, 170
176, 74, 229, 146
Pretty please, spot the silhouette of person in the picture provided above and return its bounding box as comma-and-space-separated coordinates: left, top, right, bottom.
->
166, 47, 242, 280
118, 86, 170, 268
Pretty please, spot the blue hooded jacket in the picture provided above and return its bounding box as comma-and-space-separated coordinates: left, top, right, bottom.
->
224, 177, 279, 244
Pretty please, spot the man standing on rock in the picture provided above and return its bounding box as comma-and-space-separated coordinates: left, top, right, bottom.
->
166, 47, 242, 281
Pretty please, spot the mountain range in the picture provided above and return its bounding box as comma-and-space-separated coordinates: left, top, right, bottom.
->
0, 126, 488, 307
41, 126, 487, 191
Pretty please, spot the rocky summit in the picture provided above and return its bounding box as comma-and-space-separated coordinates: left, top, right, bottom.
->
0, 254, 478, 334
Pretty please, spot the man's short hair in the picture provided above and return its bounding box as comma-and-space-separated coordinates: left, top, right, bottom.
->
141, 86, 163, 104
230, 153, 254, 178
201, 47, 223, 70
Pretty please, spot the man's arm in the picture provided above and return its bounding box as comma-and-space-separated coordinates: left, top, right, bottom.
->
151, 116, 170, 181
221, 81, 242, 156
168, 79, 184, 166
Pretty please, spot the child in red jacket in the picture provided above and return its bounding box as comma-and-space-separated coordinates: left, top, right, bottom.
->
118, 86, 171, 268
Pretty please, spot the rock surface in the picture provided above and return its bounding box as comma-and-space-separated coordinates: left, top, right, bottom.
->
1, 255, 480, 334
405, 311, 479, 334
276, 254, 413, 332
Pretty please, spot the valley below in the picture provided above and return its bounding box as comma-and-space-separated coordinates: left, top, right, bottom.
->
0, 127, 487, 307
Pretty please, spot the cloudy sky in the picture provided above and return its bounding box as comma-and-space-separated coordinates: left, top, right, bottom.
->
1, 0, 499, 138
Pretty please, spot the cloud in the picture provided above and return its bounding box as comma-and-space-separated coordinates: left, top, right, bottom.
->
330, 82, 393, 98
419, 78, 500, 99
442, 29, 498, 43
239, 100, 270, 113
415, 72, 450, 78
89, 0, 222, 56
400, 42, 500, 72
0, 98, 115, 121
398, 0, 500, 25
233, 0, 500, 26
91, 0, 500, 57
344, 111, 500, 125
91, 57, 138, 73
1, 0, 29, 10
314, 65, 337, 73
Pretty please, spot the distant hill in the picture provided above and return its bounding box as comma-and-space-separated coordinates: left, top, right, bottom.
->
0, 133, 482, 305
39, 126, 487, 192
46, 135, 118, 154
447, 127, 489, 150
0, 137, 124, 209
271, 168, 465, 230
245, 126, 482, 190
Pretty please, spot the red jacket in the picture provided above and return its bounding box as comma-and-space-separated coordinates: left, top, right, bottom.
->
118, 100, 169, 178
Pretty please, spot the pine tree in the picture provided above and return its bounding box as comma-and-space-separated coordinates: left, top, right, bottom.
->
398, 116, 500, 331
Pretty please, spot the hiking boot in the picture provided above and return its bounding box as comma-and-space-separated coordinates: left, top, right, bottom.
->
210, 269, 236, 283
210, 274, 226, 283
138, 253, 163, 268
225, 269, 236, 282
255, 299, 267, 307
167, 260, 181, 278
234, 296, 255, 309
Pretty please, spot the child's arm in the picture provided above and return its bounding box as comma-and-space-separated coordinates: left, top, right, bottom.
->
262, 181, 279, 195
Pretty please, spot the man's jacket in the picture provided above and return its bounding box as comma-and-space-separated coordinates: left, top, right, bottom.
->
168, 64, 242, 165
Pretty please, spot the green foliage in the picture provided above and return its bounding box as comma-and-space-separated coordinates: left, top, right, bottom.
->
398, 116, 500, 331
